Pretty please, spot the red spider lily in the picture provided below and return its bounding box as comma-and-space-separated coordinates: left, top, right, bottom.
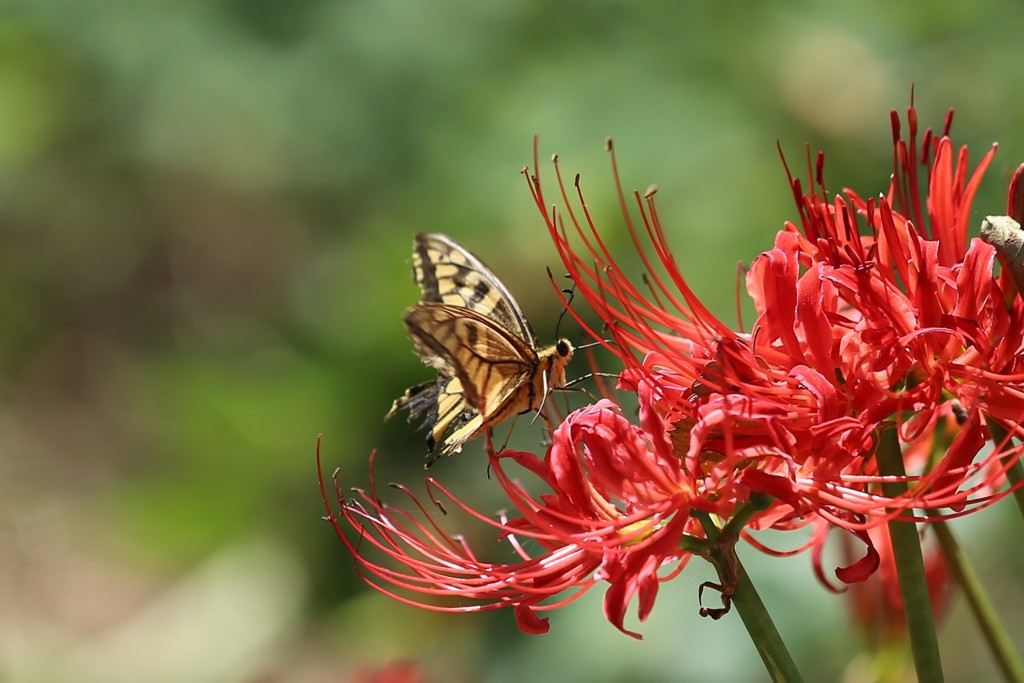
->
523, 106, 1024, 563
328, 105, 1024, 638
320, 399, 709, 639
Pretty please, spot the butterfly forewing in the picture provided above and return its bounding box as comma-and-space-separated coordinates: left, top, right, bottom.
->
412, 233, 538, 346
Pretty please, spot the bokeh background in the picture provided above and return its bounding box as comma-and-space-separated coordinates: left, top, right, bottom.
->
2, 2, 1024, 682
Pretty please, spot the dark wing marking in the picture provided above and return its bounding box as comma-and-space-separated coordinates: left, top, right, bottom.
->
403, 303, 537, 420
386, 375, 480, 462
411, 233, 538, 347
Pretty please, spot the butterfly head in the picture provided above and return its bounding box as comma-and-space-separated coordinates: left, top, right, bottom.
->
555, 338, 574, 363
546, 338, 575, 390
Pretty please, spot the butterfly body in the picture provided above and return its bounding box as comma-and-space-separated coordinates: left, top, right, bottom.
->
387, 233, 573, 465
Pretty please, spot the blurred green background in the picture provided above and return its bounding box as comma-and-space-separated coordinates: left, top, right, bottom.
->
2, 2, 1023, 682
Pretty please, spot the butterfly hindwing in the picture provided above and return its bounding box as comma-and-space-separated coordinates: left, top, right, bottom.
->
386, 375, 481, 466
412, 233, 538, 346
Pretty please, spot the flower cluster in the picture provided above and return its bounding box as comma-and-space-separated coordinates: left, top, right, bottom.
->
540, 110, 1024, 521
321, 396, 701, 638
323, 106, 1024, 637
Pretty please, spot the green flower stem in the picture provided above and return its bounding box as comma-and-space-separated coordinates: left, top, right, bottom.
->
720, 494, 773, 538
877, 428, 945, 683
728, 555, 804, 683
696, 511, 804, 683
985, 421, 1024, 521
931, 520, 1024, 683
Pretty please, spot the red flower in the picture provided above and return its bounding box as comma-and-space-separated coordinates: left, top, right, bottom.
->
321, 399, 706, 639
523, 107, 1024, 567
328, 105, 1024, 637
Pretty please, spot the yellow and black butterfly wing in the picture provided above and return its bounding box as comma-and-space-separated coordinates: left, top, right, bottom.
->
411, 233, 538, 347
403, 303, 538, 422
386, 374, 482, 463
388, 234, 571, 464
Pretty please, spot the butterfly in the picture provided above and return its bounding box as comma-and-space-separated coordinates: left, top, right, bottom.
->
387, 232, 574, 466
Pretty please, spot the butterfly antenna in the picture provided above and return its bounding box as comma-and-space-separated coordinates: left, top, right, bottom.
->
547, 267, 577, 340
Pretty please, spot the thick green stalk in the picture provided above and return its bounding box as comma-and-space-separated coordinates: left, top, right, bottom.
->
931, 520, 1024, 683
877, 428, 945, 683
986, 421, 1024, 521
697, 511, 804, 682
728, 555, 804, 683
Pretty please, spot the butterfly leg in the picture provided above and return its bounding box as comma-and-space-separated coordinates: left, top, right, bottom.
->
484, 428, 508, 458
495, 414, 522, 454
